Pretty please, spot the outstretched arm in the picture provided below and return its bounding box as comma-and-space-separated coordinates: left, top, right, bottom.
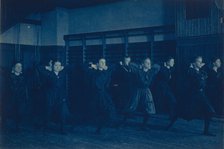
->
129, 62, 141, 74
152, 64, 161, 75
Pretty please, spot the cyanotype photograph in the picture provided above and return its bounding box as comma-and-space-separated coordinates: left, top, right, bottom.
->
0, 0, 223, 148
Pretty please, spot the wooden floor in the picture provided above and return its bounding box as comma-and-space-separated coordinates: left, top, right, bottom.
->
0, 115, 223, 149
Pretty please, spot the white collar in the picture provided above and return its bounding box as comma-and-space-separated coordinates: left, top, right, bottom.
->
212, 67, 218, 72
98, 68, 104, 71
14, 72, 22, 76
54, 71, 59, 75
194, 67, 200, 72
143, 68, 149, 72
122, 65, 129, 72
164, 63, 170, 69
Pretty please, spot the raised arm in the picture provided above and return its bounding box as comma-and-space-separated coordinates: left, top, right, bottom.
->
151, 64, 161, 75
129, 62, 141, 74
81, 62, 96, 79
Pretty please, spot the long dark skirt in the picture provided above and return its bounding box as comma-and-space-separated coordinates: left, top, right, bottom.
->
154, 84, 177, 117
9, 96, 27, 126
126, 88, 156, 115
46, 92, 70, 124
94, 90, 117, 126
207, 87, 223, 115
180, 90, 215, 120
111, 84, 133, 112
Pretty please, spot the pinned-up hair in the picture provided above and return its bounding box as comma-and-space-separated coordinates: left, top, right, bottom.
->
165, 56, 174, 62
123, 54, 131, 59
52, 58, 64, 65
12, 60, 22, 68
192, 55, 203, 63
211, 56, 220, 63
142, 57, 151, 63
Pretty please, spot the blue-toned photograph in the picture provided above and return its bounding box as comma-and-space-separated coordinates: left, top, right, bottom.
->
0, 0, 223, 149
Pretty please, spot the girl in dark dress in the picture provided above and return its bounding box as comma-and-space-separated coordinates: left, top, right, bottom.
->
110, 56, 135, 113
32, 60, 53, 129
45, 60, 70, 134
123, 58, 160, 130
87, 58, 117, 134
167, 56, 216, 136
9, 62, 28, 131
153, 57, 177, 129
206, 58, 223, 115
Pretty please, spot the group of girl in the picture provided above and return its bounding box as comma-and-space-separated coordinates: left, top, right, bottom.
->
0, 55, 222, 136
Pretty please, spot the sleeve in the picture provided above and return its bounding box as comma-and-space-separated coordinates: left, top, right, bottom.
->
106, 71, 112, 88
9, 74, 15, 92
152, 64, 161, 75
188, 68, 203, 90
108, 64, 117, 73
129, 62, 141, 74
82, 63, 96, 81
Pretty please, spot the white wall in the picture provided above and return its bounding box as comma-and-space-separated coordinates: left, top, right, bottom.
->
68, 0, 175, 34
0, 8, 69, 46
0, 23, 40, 45
40, 10, 57, 45
35, 8, 69, 46
0, 25, 19, 44
0, 0, 175, 45
56, 8, 69, 45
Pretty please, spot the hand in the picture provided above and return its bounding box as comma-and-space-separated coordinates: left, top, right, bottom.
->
201, 63, 205, 67
140, 65, 143, 69
103, 65, 108, 70
45, 66, 52, 71
91, 64, 98, 70
60, 66, 64, 71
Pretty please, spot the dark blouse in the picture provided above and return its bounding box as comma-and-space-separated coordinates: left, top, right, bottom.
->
48, 70, 67, 100
10, 73, 27, 100
130, 64, 160, 89
187, 67, 207, 92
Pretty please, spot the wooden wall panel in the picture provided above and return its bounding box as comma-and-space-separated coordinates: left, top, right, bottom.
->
176, 0, 223, 37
